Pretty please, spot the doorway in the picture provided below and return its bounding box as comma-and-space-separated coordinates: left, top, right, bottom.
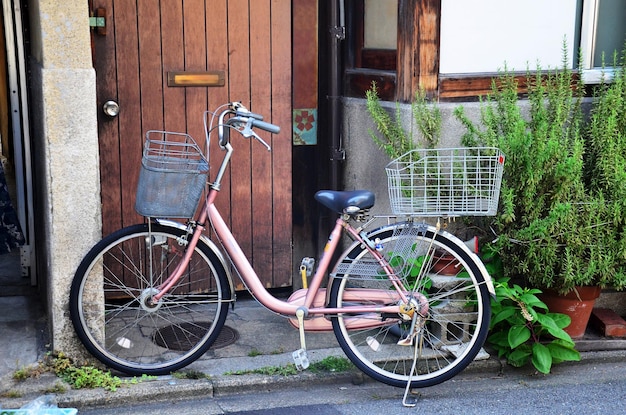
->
0, 0, 36, 295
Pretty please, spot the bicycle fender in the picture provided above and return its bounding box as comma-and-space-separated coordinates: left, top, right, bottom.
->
155, 219, 236, 298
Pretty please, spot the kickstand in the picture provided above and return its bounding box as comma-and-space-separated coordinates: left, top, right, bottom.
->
402, 321, 423, 407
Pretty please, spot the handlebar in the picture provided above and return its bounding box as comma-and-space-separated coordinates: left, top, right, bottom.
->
206, 102, 281, 191
249, 118, 281, 135
216, 102, 280, 150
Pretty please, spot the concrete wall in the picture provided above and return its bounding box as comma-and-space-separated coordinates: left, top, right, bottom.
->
27, 0, 101, 355
342, 97, 485, 216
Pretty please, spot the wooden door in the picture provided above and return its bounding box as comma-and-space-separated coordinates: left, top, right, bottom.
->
90, 0, 292, 289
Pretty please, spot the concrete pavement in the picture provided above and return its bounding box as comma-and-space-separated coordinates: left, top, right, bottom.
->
2, 292, 626, 412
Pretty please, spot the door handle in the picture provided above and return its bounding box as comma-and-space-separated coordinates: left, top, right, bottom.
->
103, 100, 120, 117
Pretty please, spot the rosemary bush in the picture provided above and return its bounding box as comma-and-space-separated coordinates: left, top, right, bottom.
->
366, 82, 441, 160
455, 45, 626, 293
583, 48, 626, 290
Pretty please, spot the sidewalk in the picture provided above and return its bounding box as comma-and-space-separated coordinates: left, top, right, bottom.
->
2, 293, 626, 411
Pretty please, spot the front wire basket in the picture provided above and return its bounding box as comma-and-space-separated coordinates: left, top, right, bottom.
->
135, 131, 209, 218
385, 147, 505, 217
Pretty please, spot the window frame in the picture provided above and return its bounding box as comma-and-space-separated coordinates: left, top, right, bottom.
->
579, 0, 622, 83
344, 0, 440, 102
343, 0, 620, 101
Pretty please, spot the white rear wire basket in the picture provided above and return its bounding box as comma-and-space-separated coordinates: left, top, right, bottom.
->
385, 147, 505, 217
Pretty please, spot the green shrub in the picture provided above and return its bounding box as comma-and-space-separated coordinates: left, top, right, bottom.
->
455, 43, 626, 293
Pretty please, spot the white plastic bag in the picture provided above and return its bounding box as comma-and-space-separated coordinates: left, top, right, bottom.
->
18, 395, 58, 414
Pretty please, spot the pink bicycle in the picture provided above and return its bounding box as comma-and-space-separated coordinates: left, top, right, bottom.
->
70, 102, 503, 394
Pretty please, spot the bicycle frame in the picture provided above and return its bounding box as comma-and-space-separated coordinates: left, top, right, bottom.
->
151, 142, 408, 322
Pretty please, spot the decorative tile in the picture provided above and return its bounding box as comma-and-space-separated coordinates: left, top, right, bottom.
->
293, 108, 317, 145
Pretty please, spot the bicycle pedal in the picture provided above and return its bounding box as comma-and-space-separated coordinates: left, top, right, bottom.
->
292, 348, 310, 370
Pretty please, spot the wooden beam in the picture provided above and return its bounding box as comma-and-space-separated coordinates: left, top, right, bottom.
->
439, 71, 582, 100
396, 0, 441, 102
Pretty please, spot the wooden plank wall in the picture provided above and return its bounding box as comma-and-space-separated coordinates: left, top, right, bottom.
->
93, 0, 292, 288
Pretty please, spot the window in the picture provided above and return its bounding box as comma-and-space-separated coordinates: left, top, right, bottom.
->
363, 0, 397, 51
353, 0, 397, 71
580, 0, 626, 82
343, 0, 625, 101
344, 0, 439, 102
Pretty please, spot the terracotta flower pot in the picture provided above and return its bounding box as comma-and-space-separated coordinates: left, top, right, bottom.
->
540, 286, 601, 339
430, 252, 462, 276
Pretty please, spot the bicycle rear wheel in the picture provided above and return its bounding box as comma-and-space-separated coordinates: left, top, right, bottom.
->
329, 221, 490, 388
70, 223, 231, 375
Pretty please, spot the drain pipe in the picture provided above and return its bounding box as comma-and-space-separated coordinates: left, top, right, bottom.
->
328, 0, 345, 190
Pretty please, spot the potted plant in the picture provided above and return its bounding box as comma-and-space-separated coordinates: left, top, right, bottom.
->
583, 48, 626, 292
455, 44, 626, 338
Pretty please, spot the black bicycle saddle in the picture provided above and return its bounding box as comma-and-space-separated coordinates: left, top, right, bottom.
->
314, 190, 375, 214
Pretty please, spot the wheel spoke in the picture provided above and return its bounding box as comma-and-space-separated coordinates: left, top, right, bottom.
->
330, 222, 490, 388
70, 224, 231, 375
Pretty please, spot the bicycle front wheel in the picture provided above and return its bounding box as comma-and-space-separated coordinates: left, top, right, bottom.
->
70, 223, 232, 375
329, 222, 490, 388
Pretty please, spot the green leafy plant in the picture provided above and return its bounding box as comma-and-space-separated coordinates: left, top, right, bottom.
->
225, 356, 354, 377
171, 369, 210, 380
582, 47, 626, 289
366, 82, 441, 161
488, 278, 580, 374
309, 356, 354, 373
412, 87, 442, 148
226, 364, 299, 376
12, 351, 156, 392
47, 351, 123, 391
455, 42, 626, 294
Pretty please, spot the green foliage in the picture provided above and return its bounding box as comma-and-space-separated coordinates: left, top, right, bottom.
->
387, 252, 432, 292
226, 363, 300, 376
489, 278, 580, 374
12, 366, 39, 381
455, 43, 626, 293
583, 47, 626, 290
309, 356, 354, 373
225, 356, 354, 377
366, 82, 413, 160
47, 351, 122, 391
366, 82, 441, 161
171, 369, 210, 380
247, 348, 262, 357
13, 351, 156, 392
412, 87, 442, 148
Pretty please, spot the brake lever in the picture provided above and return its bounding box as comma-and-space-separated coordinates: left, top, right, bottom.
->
241, 119, 271, 151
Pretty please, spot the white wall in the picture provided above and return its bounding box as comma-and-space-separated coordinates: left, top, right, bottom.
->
439, 0, 578, 73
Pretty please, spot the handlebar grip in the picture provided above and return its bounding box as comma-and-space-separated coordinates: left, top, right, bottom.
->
251, 119, 280, 134
236, 110, 264, 121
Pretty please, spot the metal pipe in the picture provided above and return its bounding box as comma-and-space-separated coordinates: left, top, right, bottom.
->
328, 0, 345, 190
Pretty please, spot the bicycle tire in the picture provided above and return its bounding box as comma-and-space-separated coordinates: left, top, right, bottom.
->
329, 221, 490, 388
70, 223, 231, 375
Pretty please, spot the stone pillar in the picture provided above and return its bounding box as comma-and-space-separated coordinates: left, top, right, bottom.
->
27, 0, 101, 355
